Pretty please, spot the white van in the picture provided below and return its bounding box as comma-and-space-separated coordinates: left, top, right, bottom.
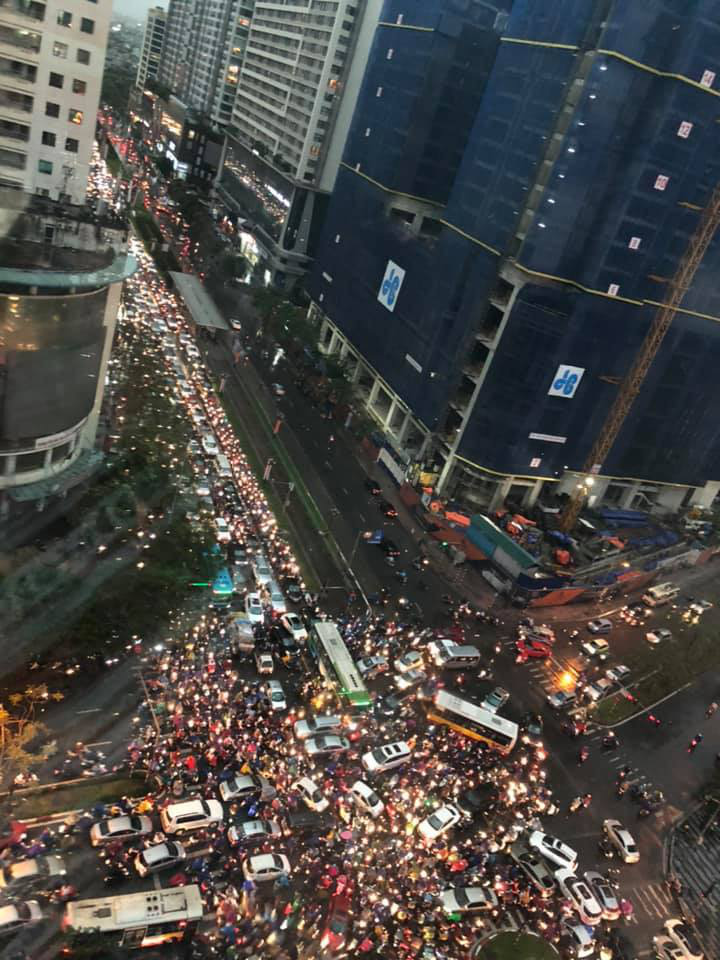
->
361, 741, 412, 774
252, 554, 273, 586
267, 580, 286, 615
215, 454, 233, 479
428, 638, 481, 670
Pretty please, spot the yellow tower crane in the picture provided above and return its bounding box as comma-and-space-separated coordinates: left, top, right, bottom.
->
558, 181, 720, 532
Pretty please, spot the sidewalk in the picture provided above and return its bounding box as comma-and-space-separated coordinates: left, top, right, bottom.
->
667, 801, 720, 959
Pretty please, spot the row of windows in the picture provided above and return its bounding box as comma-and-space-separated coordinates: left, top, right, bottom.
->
53, 40, 92, 64
56, 10, 95, 33
41, 130, 79, 151
48, 72, 86, 96
45, 101, 83, 124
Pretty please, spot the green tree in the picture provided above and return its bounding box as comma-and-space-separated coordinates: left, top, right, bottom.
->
0, 685, 58, 785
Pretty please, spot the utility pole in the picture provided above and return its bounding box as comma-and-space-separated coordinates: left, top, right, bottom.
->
263, 457, 274, 481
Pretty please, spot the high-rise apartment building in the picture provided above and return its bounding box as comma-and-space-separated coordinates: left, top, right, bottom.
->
0, 0, 110, 204
136, 5, 166, 90
216, 0, 383, 288
307, 0, 720, 515
158, 0, 252, 127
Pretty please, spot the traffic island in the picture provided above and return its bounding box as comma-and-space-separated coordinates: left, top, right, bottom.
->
6, 774, 147, 822
474, 932, 559, 960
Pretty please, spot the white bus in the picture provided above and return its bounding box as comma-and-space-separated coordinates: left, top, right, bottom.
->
642, 581, 679, 607
215, 453, 233, 478
308, 620, 372, 713
63, 885, 203, 949
427, 689, 518, 754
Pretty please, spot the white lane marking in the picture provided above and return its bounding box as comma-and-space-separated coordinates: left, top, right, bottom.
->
76, 708, 101, 714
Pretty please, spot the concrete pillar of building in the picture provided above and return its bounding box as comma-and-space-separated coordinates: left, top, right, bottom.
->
690, 480, 720, 509
617, 484, 640, 509
522, 479, 545, 509
488, 478, 513, 513
394, 412, 412, 446
654, 486, 689, 514
4, 455, 16, 477
384, 399, 397, 428
328, 330, 341, 355
368, 379, 381, 410
319, 317, 332, 346
338, 339, 350, 361
83, 280, 123, 450
43, 448, 53, 470
585, 476, 610, 508
348, 357, 362, 384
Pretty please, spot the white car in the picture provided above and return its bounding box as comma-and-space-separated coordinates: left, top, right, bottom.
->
242, 853, 291, 883
509, 843, 555, 898
215, 517, 232, 543
394, 668, 426, 691
587, 618, 612, 634
292, 777, 329, 812
0, 855, 66, 891
585, 677, 613, 702
219, 773, 276, 804
160, 798, 224, 834
195, 480, 211, 497
583, 871, 620, 921
0, 901, 43, 937
90, 814, 153, 847
228, 819, 282, 846
349, 780, 384, 818
266, 679, 287, 711
561, 920, 595, 959
201, 435, 219, 456
246, 592, 264, 623
281, 612, 307, 641
581, 636, 609, 657
293, 715, 343, 741
135, 841, 186, 877
527, 831, 578, 870
357, 656, 389, 678
304, 735, 350, 757
646, 628, 672, 645
662, 919, 705, 960
556, 868, 602, 926
605, 664, 631, 684
654, 935, 690, 960
361, 741, 412, 774
546, 689, 577, 711
603, 819, 640, 863
394, 650, 423, 674
438, 886, 498, 914
417, 804, 461, 843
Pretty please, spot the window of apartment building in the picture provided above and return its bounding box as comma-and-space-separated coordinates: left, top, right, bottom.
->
57, 10, 72, 27
65, 137, 78, 152
72, 78, 86, 94
77, 48, 90, 64
41, 130, 56, 146
53, 41, 68, 58
80, 17, 95, 34
45, 101, 59, 117
67, 107, 83, 125
38, 159, 53, 174
49, 72, 63, 88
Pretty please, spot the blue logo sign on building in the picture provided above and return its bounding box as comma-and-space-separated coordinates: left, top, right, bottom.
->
548, 364, 585, 399
377, 260, 405, 312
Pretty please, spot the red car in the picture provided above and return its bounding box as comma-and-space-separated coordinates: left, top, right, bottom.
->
321, 891, 352, 953
516, 638, 552, 660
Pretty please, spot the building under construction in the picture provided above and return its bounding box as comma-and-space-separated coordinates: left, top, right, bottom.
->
307, 0, 720, 520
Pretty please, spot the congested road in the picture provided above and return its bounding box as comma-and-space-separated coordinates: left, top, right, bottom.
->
2, 153, 714, 960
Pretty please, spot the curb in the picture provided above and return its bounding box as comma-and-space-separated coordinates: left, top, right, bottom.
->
591, 681, 693, 729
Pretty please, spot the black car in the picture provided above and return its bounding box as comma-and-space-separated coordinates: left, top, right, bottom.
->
605, 929, 636, 960
456, 785, 498, 822
379, 539, 401, 559
377, 498, 398, 518
364, 477, 382, 496
520, 712, 544, 744
280, 636, 300, 662
374, 690, 415, 717
283, 578, 304, 604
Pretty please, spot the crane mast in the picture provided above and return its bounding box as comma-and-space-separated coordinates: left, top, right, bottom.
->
558, 180, 720, 532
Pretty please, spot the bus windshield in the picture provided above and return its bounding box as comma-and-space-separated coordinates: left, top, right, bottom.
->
308, 621, 371, 712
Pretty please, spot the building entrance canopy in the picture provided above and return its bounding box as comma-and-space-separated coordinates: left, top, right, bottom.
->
170, 272, 229, 330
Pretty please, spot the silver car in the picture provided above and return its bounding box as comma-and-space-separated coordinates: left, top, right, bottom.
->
305, 735, 350, 757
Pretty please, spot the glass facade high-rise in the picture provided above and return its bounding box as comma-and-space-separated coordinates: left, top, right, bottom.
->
308, 0, 720, 514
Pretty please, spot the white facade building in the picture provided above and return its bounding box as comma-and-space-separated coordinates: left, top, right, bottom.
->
0, 0, 111, 204
136, 5, 166, 90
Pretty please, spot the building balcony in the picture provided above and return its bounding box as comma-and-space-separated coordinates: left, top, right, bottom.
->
0, 0, 45, 23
